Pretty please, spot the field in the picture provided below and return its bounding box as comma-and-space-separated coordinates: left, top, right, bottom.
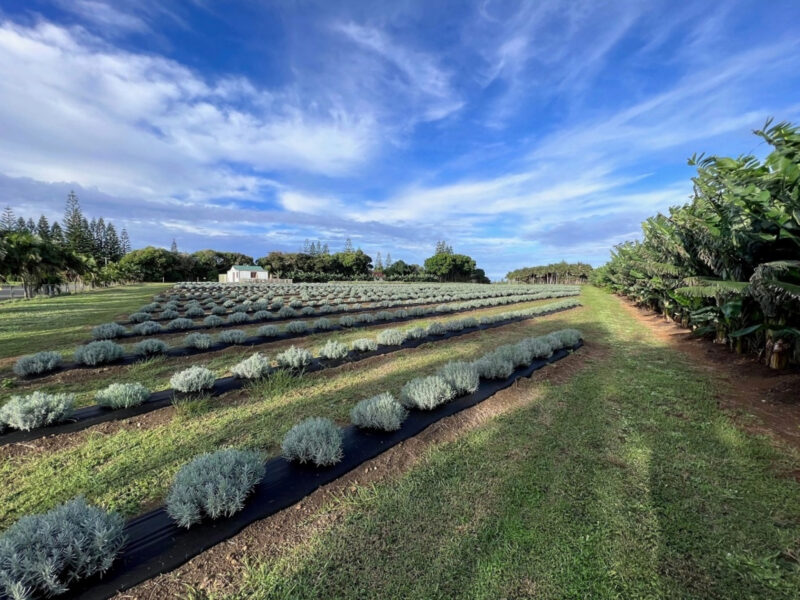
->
1, 283, 799, 599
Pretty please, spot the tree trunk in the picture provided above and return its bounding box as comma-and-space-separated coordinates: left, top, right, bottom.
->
767, 338, 790, 370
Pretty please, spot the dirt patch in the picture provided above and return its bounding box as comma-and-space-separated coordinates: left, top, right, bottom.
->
618, 298, 800, 452
115, 343, 597, 599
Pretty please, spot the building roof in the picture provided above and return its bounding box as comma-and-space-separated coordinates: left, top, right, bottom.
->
230, 265, 266, 272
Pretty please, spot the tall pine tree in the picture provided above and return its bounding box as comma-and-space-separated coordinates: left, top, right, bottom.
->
105, 223, 121, 261
36, 215, 50, 240
120, 228, 131, 254
0, 207, 15, 232
64, 191, 87, 254
50, 222, 65, 246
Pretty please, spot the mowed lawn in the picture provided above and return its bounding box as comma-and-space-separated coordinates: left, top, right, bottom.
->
200, 287, 800, 600
0, 283, 170, 362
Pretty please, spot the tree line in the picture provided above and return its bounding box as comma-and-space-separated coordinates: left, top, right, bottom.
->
1, 192, 492, 293
593, 120, 800, 369
506, 261, 593, 284
0, 192, 132, 297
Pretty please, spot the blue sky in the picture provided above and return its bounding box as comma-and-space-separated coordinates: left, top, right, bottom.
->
1, 1, 799, 279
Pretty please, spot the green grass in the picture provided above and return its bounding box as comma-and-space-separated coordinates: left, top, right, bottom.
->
0, 283, 170, 361
191, 287, 800, 600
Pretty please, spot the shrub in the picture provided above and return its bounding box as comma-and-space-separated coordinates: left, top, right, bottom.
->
400, 376, 456, 410
473, 353, 514, 379
159, 309, 180, 320
319, 340, 349, 360
128, 311, 151, 323
497, 343, 529, 367
135, 338, 169, 356
0, 497, 125, 599
252, 310, 271, 321
406, 327, 427, 340
132, 320, 163, 335
166, 448, 266, 529
0, 391, 74, 431
338, 315, 355, 327
140, 302, 159, 312
185, 306, 205, 318
356, 312, 375, 324
91, 322, 127, 340
168, 318, 195, 331
231, 353, 271, 379
319, 304, 335, 313
520, 337, 553, 360
184, 332, 213, 350
376, 328, 408, 346
203, 315, 225, 328
285, 320, 308, 335
95, 383, 150, 409
437, 361, 480, 395
275, 346, 312, 369
301, 306, 316, 315
445, 319, 465, 332
351, 338, 377, 353
350, 392, 407, 431
313, 317, 334, 331
277, 306, 297, 319
13, 351, 62, 377
217, 329, 247, 345
74, 340, 124, 366
227, 312, 249, 324
211, 306, 227, 315
257, 324, 280, 338
394, 309, 409, 319
231, 304, 248, 313
547, 328, 582, 349
289, 299, 303, 309
375, 310, 393, 321
170, 366, 216, 393
426, 322, 446, 336
281, 417, 343, 466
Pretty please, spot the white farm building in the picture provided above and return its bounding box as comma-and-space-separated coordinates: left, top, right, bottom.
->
224, 265, 270, 282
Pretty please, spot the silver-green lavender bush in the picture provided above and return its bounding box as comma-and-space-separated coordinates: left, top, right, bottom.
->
74, 340, 124, 366
437, 361, 480, 395
281, 417, 343, 466
0, 497, 125, 599
400, 376, 456, 410
184, 332, 213, 350
170, 366, 216, 393
275, 346, 313, 369
91, 322, 127, 340
95, 383, 150, 409
231, 353, 271, 379
318, 340, 349, 360
134, 338, 169, 356
13, 351, 62, 377
0, 391, 74, 431
350, 392, 407, 431
166, 449, 265, 528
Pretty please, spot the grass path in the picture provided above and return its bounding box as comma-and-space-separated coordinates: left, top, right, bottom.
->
192, 287, 800, 599
0, 283, 170, 362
